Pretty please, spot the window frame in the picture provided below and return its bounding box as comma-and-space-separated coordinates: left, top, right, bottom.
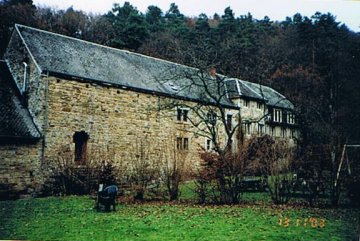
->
273, 109, 282, 122
177, 137, 189, 151
226, 113, 233, 130
244, 99, 250, 108
258, 124, 264, 135
206, 111, 217, 125
205, 138, 212, 151
176, 107, 189, 122
288, 112, 295, 124
257, 102, 262, 109
244, 123, 251, 135
183, 137, 189, 150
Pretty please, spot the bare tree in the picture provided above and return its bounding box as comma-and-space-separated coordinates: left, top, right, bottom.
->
155, 65, 248, 203
247, 135, 295, 204
127, 135, 162, 201
161, 136, 190, 201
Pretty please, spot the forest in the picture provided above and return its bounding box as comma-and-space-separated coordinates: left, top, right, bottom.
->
1, 0, 360, 205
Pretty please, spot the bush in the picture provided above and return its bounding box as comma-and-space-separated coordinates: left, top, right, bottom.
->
42, 146, 122, 196
247, 135, 295, 204
194, 150, 245, 204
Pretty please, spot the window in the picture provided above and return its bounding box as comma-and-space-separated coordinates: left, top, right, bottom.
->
281, 128, 287, 138
226, 114, 232, 130
183, 109, 188, 121
271, 127, 275, 137
245, 123, 251, 135
291, 129, 296, 139
244, 100, 250, 107
257, 102, 262, 109
177, 137, 189, 150
183, 138, 189, 150
258, 124, 264, 135
176, 108, 188, 122
177, 137, 182, 150
288, 113, 295, 124
205, 139, 212, 151
273, 109, 282, 122
207, 111, 217, 125
73, 131, 89, 165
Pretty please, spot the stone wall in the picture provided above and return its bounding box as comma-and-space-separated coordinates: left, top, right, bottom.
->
232, 97, 299, 144
43, 77, 213, 177
0, 142, 43, 198
0, 30, 48, 199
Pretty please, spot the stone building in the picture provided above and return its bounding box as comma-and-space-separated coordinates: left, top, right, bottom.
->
0, 25, 298, 198
225, 79, 297, 143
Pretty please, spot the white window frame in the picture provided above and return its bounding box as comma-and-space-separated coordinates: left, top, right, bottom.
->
273, 109, 282, 122
288, 112, 295, 124
205, 138, 213, 151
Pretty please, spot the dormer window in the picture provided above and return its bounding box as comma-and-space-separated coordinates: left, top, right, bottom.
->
288, 113, 295, 124
273, 109, 282, 122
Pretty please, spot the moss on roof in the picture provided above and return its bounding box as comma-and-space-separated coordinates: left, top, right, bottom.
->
14, 24, 237, 109
10, 24, 294, 111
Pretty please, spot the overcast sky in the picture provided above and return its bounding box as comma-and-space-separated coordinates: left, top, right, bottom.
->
33, 0, 360, 32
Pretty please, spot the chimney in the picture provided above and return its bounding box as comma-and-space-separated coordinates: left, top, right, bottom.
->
209, 67, 216, 77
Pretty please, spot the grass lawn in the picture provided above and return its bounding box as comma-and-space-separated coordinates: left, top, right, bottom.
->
0, 196, 358, 241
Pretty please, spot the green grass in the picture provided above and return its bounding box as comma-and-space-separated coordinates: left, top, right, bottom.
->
0, 196, 358, 241
179, 181, 272, 204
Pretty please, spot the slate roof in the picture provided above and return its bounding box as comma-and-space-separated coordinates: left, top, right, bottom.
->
244, 81, 294, 109
13, 24, 237, 109
225, 78, 294, 109
0, 61, 41, 139
7, 24, 294, 114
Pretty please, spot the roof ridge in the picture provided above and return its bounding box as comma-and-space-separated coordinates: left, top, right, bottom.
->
0, 61, 41, 139
14, 24, 42, 73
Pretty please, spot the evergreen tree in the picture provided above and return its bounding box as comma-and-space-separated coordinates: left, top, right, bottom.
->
106, 2, 149, 50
